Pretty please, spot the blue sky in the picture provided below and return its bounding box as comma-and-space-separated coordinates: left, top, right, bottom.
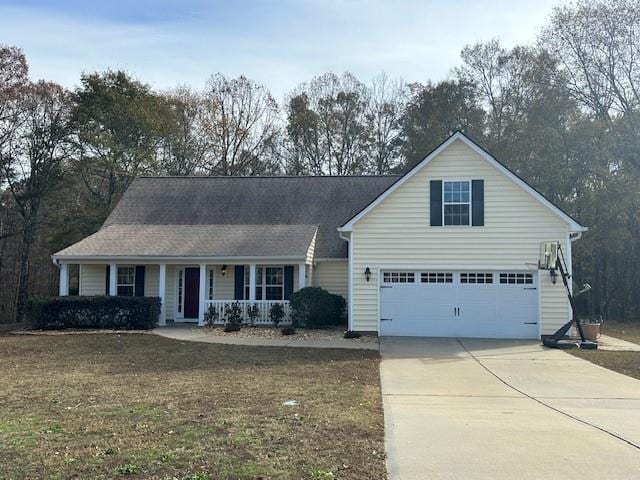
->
0, 0, 559, 97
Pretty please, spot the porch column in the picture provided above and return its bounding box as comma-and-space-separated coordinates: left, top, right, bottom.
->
109, 263, 117, 296
298, 263, 306, 290
58, 263, 69, 296
158, 263, 166, 326
198, 263, 206, 326
249, 264, 257, 302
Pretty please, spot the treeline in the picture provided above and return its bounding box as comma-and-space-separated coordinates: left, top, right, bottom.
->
1, 0, 639, 322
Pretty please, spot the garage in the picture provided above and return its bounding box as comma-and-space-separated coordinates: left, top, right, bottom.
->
379, 270, 539, 339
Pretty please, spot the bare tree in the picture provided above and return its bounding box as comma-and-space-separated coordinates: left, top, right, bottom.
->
366, 73, 407, 173
199, 74, 280, 175
161, 86, 208, 175
286, 72, 370, 175
541, 0, 640, 121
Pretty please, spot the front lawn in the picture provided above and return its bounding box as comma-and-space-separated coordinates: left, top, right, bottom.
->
601, 321, 640, 344
571, 320, 640, 381
0, 333, 385, 480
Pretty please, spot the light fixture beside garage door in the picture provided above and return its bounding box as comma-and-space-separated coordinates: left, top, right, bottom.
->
364, 267, 371, 282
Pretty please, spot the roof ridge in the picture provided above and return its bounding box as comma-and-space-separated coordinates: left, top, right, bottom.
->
136, 174, 400, 179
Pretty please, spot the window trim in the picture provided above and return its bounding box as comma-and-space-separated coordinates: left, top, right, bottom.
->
442, 179, 472, 226
244, 265, 285, 301
382, 271, 416, 284
420, 272, 453, 283
208, 268, 215, 301
460, 272, 494, 284
117, 266, 135, 297
499, 272, 534, 285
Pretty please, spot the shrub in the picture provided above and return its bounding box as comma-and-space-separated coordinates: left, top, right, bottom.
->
269, 302, 285, 327
223, 301, 242, 327
247, 303, 260, 326
281, 325, 296, 335
290, 287, 346, 328
204, 304, 219, 326
24, 296, 160, 330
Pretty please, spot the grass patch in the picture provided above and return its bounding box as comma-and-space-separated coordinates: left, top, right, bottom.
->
571, 350, 640, 380
601, 321, 640, 344
0, 333, 384, 479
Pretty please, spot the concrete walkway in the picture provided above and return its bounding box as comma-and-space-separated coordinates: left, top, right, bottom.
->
381, 337, 640, 480
153, 325, 378, 350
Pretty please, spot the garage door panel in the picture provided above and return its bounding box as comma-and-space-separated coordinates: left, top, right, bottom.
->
380, 270, 538, 339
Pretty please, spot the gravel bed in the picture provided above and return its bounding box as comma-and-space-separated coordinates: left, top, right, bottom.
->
197, 325, 378, 343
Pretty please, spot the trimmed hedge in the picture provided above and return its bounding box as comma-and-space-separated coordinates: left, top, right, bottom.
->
290, 287, 346, 328
25, 296, 161, 330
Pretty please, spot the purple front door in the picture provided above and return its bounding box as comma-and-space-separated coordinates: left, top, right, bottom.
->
184, 267, 200, 319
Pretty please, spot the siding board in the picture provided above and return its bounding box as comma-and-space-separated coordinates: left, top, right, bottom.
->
351, 139, 571, 334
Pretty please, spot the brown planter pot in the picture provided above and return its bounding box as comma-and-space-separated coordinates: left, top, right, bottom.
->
581, 323, 601, 341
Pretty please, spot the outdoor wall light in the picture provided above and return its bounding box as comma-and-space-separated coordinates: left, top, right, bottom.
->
364, 267, 372, 282
221, 265, 227, 276
550, 268, 557, 285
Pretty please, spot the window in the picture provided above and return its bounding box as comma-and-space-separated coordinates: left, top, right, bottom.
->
460, 272, 493, 284
421, 272, 453, 283
117, 266, 135, 296
264, 267, 284, 300
500, 273, 533, 285
244, 266, 284, 300
177, 269, 183, 313
208, 269, 215, 300
443, 181, 471, 226
383, 272, 415, 283
68, 264, 80, 295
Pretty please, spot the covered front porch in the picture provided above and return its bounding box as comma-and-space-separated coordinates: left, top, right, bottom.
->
58, 260, 309, 326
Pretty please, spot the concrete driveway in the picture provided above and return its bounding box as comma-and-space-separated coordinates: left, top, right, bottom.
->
381, 338, 640, 480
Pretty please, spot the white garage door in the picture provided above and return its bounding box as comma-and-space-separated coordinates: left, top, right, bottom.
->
379, 271, 538, 339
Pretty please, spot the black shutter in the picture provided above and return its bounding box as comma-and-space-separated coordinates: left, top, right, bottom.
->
105, 265, 110, 295
430, 180, 443, 226
234, 265, 245, 300
135, 266, 145, 296
471, 179, 484, 226
284, 266, 294, 300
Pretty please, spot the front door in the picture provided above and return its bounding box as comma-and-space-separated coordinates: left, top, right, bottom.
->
184, 267, 200, 319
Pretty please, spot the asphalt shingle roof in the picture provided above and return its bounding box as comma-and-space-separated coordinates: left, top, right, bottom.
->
56, 175, 399, 259
55, 224, 319, 258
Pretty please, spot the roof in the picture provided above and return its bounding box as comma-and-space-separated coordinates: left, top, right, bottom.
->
55, 224, 318, 259
55, 175, 398, 259
340, 131, 587, 232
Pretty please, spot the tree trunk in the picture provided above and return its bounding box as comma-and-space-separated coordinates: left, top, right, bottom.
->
14, 221, 34, 322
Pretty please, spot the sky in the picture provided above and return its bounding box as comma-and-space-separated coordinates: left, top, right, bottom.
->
0, 0, 559, 98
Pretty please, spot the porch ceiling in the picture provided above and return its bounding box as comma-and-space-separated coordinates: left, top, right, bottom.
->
54, 224, 317, 259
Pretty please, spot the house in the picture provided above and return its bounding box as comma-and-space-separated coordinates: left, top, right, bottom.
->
53, 132, 586, 339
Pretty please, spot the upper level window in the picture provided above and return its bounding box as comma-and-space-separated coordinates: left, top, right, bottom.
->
443, 181, 471, 226
117, 266, 135, 296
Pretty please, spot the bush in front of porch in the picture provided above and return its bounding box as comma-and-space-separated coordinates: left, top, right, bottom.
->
24, 296, 160, 330
290, 287, 346, 328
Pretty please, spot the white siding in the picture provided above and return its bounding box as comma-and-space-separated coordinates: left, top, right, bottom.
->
145, 265, 159, 297
351, 139, 571, 334
314, 261, 348, 300
80, 264, 106, 296
165, 265, 176, 321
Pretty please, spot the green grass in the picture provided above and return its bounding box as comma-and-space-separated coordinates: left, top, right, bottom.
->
0, 333, 385, 479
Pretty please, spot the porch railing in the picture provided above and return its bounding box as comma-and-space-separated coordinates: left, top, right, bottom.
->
203, 300, 291, 325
